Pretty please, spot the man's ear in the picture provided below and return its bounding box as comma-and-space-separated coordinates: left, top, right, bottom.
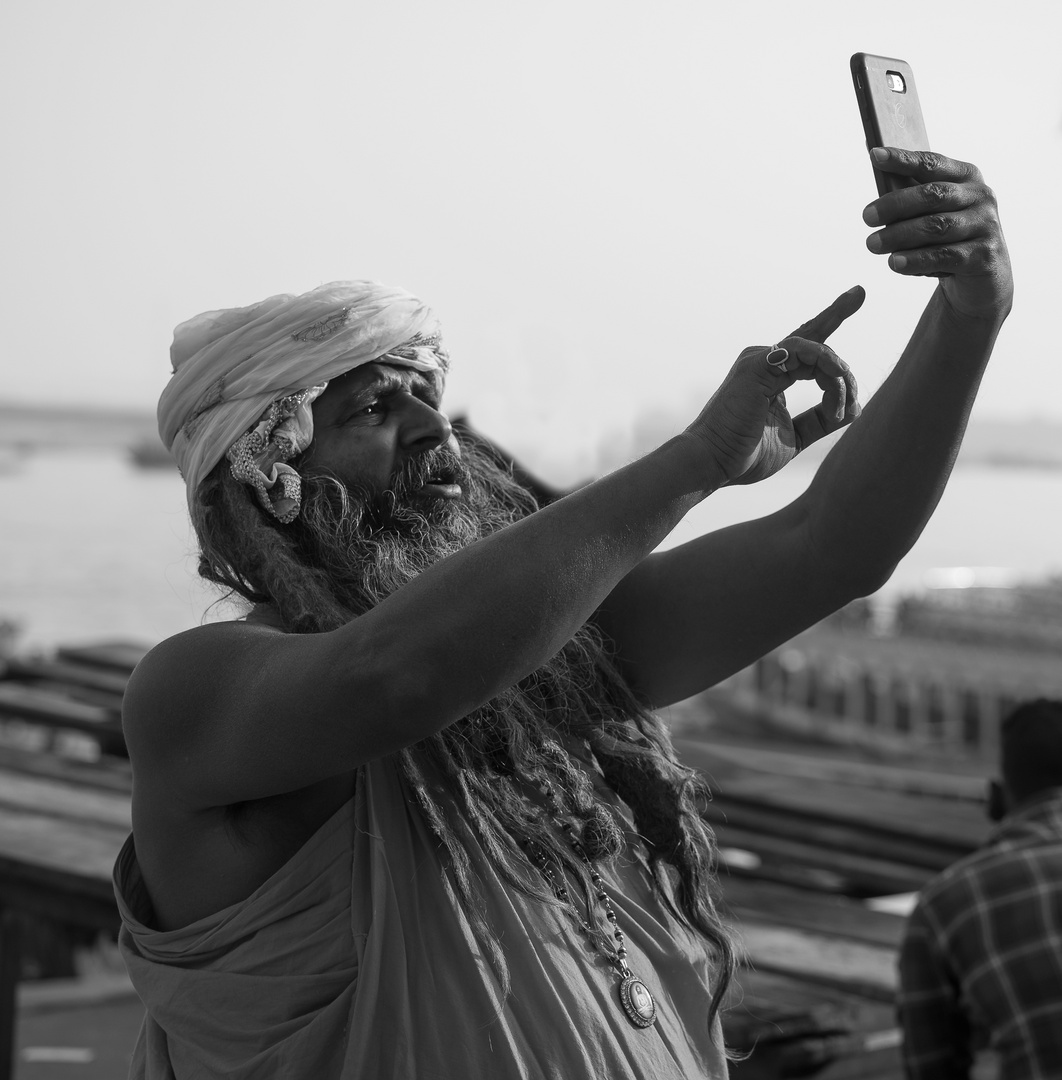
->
987, 779, 1007, 823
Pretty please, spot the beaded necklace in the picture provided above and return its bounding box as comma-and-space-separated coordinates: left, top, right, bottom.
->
525, 780, 658, 1029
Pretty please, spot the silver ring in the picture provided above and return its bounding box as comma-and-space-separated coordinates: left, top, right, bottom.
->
765, 344, 789, 369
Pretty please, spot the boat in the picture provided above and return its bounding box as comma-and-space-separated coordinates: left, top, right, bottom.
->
127, 438, 176, 470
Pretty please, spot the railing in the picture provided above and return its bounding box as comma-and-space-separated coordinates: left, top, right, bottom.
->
715, 619, 1062, 760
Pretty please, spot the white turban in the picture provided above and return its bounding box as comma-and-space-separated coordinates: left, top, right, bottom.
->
157, 280, 448, 520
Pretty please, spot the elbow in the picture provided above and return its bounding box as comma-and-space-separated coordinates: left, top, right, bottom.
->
799, 510, 899, 606
825, 560, 898, 610
843, 558, 899, 601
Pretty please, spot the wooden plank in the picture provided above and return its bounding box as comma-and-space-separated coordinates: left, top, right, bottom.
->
724, 990, 860, 1048
0, 872, 119, 931
718, 851, 853, 895
680, 741, 988, 852
20, 679, 125, 713
716, 824, 931, 896
725, 967, 894, 1029
810, 1041, 901, 1080
0, 744, 131, 793
736, 920, 897, 1002
0, 809, 127, 887
704, 799, 962, 873
0, 771, 131, 830
0, 685, 119, 732
715, 775, 985, 854
677, 735, 986, 800
54, 641, 150, 674
722, 847, 860, 894
724, 969, 900, 1079
3, 657, 131, 697
729, 1033, 901, 1080
0, 685, 126, 756
720, 877, 904, 949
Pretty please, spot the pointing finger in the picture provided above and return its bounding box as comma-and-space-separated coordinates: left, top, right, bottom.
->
788, 286, 866, 344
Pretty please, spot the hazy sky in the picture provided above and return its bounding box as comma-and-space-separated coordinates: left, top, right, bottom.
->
3, 0, 1059, 480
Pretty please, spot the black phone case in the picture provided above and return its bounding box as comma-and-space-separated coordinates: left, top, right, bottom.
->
851, 53, 930, 196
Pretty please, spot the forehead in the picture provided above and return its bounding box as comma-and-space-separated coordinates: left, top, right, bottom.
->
318, 361, 442, 404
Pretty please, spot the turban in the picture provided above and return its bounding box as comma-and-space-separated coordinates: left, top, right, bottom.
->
157, 280, 448, 521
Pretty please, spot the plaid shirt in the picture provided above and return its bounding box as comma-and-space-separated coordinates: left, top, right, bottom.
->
897, 788, 1062, 1080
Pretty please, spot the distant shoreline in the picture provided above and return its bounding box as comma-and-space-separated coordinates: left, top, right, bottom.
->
3, 401, 1062, 473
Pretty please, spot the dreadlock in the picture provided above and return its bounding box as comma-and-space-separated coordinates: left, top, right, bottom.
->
191, 437, 739, 1036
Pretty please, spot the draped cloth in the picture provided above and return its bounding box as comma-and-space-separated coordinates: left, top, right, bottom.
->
114, 756, 729, 1079
156, 281, 448, 516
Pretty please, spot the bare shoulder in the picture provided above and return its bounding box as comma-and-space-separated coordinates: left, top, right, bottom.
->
124, 620, 362, 929
122, 619, 291, 801
123, 620, 284, 748
121, 593, 459, 809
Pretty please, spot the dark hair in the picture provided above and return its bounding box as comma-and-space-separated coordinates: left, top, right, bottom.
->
191, 445, 739, 1040
1001, 698, 1062, 804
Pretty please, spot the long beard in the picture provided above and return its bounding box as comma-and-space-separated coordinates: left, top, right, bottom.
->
290, 442, 537, 618
287, 442, 628, 857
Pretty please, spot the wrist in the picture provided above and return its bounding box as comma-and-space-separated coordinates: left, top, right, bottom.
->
670, 431, 731, 495
937, 278, 1013, 336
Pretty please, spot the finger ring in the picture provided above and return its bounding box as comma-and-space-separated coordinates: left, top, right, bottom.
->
766, 345, 789, 369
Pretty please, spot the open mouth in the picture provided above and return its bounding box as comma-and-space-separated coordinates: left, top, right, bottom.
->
417, 468, 463, 499
418, 481, 462, 499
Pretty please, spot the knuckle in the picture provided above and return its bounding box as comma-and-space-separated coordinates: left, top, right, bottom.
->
922, 213, 952, 237
928, 246, 958, 268
975, 239, 1001, 271
920, 181, 951, 206
921, 151, 949, 174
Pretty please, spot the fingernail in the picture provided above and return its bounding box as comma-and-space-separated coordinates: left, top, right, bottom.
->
862, 205, 880, 227
891, 254, 907, 270
866, 233, 882, 253
870, 147, 888, 163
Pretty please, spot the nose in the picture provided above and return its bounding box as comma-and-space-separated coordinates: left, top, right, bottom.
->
399, 394, 454, 456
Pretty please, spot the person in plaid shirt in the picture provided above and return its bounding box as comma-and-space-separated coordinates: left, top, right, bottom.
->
898, 698, 1062, 1079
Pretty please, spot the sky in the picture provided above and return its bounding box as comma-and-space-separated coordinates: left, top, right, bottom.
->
2, 0, 1060, 483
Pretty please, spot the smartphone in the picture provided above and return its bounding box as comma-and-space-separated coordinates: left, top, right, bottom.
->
850, 53, 930, 196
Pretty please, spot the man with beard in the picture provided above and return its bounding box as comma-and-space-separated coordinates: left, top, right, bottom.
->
114, 147, 1012, 1079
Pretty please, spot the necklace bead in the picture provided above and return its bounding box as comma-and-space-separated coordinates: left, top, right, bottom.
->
527, 780, 657, 1029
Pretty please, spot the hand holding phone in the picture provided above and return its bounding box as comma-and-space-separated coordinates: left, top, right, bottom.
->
851, 53, 930, 196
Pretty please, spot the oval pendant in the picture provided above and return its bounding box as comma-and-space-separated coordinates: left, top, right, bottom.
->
618, 972, 657, 1028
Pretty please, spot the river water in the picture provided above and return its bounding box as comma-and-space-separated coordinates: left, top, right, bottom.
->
2, 448, 1060, 651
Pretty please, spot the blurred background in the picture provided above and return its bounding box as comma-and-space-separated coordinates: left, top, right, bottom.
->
2, 0, 1061, 649
2, 8, 1061, 1072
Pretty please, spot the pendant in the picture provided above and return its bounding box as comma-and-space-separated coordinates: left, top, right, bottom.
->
618, 972, 657, 1028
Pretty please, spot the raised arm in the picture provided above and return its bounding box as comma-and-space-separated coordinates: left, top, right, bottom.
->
126, 329, 848, 807
596, 149, 1012, 706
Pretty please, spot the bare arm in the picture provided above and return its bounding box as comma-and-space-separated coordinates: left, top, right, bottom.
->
596, 149, 1012, 706
125, 433, 712, 805
128, 304, 873, 809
